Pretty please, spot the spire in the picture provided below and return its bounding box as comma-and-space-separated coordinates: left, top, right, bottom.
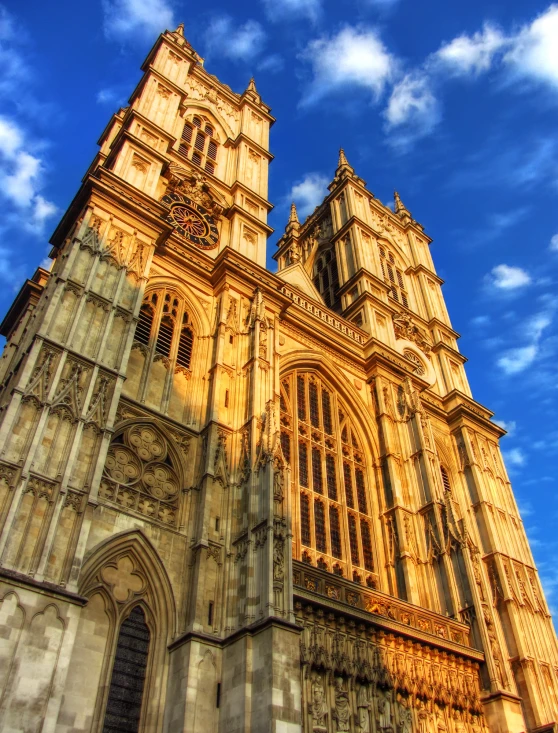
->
247, 77, 258, 93
175, 22, 184, 36
329, 147, 359, 191
288, 201, 299, 225
394, 191, 412, 221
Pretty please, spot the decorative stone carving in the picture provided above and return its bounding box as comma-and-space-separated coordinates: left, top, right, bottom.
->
376, 689, 393, 732
357, 684, 371, 732
164, 164, 225, 218
393, 312, 432, 357
310, 674, 328, 732
100, 423, 180, 526
333, 676, 350, 732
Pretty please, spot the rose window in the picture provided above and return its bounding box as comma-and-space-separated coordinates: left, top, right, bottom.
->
101, 424, 181, 526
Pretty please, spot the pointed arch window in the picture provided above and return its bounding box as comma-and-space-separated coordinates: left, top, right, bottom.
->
281, 370, 377, 580
102, 606, 150, 733
132, 288, 195, 374
313, 246, 341, 311
178, 114, 220, 175
378, 245, 408, 308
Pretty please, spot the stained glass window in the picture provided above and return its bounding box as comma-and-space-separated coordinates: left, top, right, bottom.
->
348, 513, 360, 566
300, 493, 311, 547
343, 463, 355, 509
102, 607, 150, 733
299, 442, 308, 487
281, 431, 291, 464
322, 389, 333, 434
326, 454, 337, 500
315, 500, 326, 553
330, 505, 342, 559
312, 448, 323, 494
355, 468, 368, 514
361, 519, 374, 571
297, 376, 306, 422
309, 381, 320, 428
281, 370, 377, 578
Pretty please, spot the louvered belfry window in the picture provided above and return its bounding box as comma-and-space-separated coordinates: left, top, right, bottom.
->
178, 114, 219, 175
378, 245, 409, 308
133, 288, 195, 371
279, 371, 377, 581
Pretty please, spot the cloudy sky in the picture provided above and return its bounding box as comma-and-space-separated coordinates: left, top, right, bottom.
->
1, 1, 558, 611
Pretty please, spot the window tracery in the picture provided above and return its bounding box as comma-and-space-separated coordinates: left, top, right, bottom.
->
378, 245, 408, 308
133, 288, 194, 375
280, 371, 377, 580
99, 423, 181, 527
179, 114, 219, 175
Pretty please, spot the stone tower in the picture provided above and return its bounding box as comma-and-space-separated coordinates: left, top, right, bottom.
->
0, 22, 556, 733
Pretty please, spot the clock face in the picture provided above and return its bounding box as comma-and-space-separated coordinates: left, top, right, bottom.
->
162, 193, 220, 250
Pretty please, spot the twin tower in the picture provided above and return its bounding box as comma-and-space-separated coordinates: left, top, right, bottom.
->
0, 23, 555, 733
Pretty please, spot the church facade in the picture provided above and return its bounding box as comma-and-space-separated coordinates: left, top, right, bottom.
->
0, 23, 556, 733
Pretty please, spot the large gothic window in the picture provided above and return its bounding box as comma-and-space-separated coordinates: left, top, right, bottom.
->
280, 371, 377, 583
103, 606, 150, 733
134, 289, 194, 375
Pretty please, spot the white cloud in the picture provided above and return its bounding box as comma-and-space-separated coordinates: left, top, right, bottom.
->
434, 24, 507, 76
503, 447, 527, 467
497, 345, 537, 374
489, 264, 531, 290
384, 73, 440, 146
301, 26, 396, 105
550, 234, 558, 251
493, 419, 517, 436
288, 173, 329, 218
204, 17, 266, 62
505, 5, 558, 90
0, 116, 56, 235
262, 0, 321, 22
471, 314, 490, 326
30, 195, 58, 233
258, 54, 284, 74
524, 312, 552, 341
102, 0, 175, 41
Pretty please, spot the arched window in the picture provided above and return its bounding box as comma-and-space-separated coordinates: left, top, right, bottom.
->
103, 606, 150, 733
312, 247, 340, 311
280, 371, 377, 579
133, 288, 195, 373
378, 245, 408, 307
178, 114, 219, 175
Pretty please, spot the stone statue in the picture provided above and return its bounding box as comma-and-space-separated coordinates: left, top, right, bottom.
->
333, 676, 350, 732
273, 538, 284, 581
357, 684, 371, 733
417, 701, 430, 733
397, 697, 413, 733
377, 689, 393, 732
310, 674, 328, 732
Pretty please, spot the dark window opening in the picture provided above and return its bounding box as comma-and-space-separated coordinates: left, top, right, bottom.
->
102, 606, 150, 733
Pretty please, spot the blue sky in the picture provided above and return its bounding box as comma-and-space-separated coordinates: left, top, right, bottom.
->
1, 0, 557, 610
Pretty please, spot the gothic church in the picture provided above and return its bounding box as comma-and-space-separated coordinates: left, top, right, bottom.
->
0, 22, 556, 733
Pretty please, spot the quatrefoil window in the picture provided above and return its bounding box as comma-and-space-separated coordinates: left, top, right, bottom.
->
100, 424, 180, 525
